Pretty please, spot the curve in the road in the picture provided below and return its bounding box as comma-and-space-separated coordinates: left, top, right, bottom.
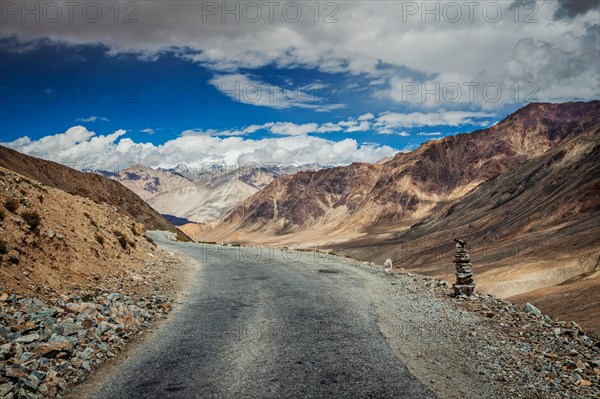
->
90, 232, 436, 399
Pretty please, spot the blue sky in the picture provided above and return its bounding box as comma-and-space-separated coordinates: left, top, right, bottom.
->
0, 1, 598, 169
0, 39, 487, 146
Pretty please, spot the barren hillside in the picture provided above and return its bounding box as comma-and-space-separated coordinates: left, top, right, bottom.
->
0, 146, 186, 238
0, 166, 183, 299
204, 101, 599, 241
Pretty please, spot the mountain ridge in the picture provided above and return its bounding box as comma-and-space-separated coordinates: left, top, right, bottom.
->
209, 101, 600, 238
194, 100, 600, 334
0, 145, 188, 239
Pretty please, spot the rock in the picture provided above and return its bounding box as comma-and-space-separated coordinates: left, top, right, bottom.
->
38, 383, 48, 394
109, 302, 140, 332
107, 293, 120, 301
10, 321, 37, 333
0, 325, 11, 341
384, 259, 393, 271
48, 230, 56, 239
524, 303, 543, 317
19, 376, 39, 392
6, 365, 30, 379
78, 347, 94, 360
553, 328, 561, 336
32, 371, 46, 381
16, 333, 39, 344
82, 361, 92, 372
33, 338, 74, 358
60, 323, 83, 336
0, 383, 14, 396
452, 240, 475, 296
575, 379, 592, 386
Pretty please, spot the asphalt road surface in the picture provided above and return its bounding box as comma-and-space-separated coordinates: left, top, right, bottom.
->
90, 232, 436, 399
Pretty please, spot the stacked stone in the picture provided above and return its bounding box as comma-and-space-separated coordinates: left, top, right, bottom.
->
452, 239, 475, 296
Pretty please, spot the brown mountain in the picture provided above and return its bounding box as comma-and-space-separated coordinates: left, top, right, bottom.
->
0, 166, 174, 299
203, 101, 600, 241
341, 125, 600, 333
0, 145, 187, 239
198, 101, 600, 335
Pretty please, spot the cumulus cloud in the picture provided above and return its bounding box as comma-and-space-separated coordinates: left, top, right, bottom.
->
1, 126, 399, 170
265, 122, 319, 136
2, 1, 598, 109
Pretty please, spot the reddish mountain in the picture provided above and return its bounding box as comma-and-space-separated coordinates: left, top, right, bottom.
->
207, 101, 600, 239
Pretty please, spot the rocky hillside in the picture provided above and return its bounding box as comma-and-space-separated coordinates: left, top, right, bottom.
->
0, 146, 186, 238
0, 166, 191, 398
0, 167, 182, 299
341, 125, 600, 334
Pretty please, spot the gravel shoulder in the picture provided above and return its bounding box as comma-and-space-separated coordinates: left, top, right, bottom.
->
331, 258, 600, 399
63, 249, 199, 399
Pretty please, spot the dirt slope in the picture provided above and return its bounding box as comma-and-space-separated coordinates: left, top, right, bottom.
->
0, 146, 186, 238
0, 166, 183, 299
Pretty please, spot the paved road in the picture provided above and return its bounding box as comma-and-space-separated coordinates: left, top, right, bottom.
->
90, 232, 436, 399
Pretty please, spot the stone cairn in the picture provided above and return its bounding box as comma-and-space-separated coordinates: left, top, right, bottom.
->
452, 239, 475, 296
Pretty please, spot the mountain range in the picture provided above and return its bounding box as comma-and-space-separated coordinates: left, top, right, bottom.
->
100, 163, 322, 225
3, 101, 597, 335
192, 101, 600, 335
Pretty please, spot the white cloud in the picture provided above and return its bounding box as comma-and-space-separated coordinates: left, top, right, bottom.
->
316, 122, 344, 133
345, 120, 371, 133
417, 132, 443, 136
2, 1, 597, 109
141, 128, 156, 135
265, 122, 319, 136
373, 111, 494, 133
1, 126, 399, 170
376, 130, 410, 137
76, 116, 109, 123
208, 73, 345, 111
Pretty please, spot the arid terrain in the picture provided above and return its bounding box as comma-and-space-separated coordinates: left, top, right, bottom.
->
192, 101, 600, 336
100, 164, 279, 224
0, 166, 188, 300
0, 163, 193, 398
0, 146, 186, 238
